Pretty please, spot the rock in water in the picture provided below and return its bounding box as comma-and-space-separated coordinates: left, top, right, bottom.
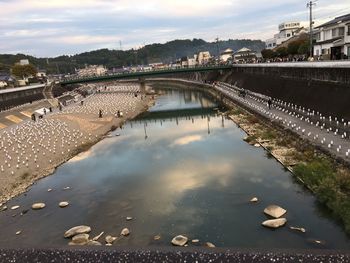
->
72, 233, 89, 244
11, 205, 20, 210
264, 205, 287, 218
92, 232, 104, 241
59, 201, 69, 208
1, 205, 7, 212
154, 235, 161, 240
205, 242, 216, 248
250, 197, 258, 203
126, 216, 133, 221
31, 203, 46, 210
87, 240, 102, 246
262, 218, 287, 229
171, 235, 188, 246
192, 239, 200, 243
290, 226, 306, 233
120, 228, 130, 236
15, 231, 21, 235
64, 225, 91, 238
105, 235, 117, 244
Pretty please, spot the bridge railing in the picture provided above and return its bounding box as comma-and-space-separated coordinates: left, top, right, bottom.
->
60, 64, 233, 84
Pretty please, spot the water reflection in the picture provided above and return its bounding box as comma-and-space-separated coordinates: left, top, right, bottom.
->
0, 87, 349, 249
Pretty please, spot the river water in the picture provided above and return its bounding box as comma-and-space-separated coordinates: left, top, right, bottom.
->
0, 86, 349, 249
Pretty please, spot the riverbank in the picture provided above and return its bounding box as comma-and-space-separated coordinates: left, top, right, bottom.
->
0, 85, 155, 205
148, 79, 350, 235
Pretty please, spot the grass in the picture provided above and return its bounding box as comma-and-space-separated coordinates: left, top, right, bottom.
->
294, 158, 350, 234
228, 102, 350, 234
230, 108, 243, 116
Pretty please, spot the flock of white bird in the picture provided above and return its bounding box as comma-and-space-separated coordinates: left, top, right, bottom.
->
0, 119, 90, 176
61, 85, 142, 116
215, 82, 350, 158
0, 84, 143, 177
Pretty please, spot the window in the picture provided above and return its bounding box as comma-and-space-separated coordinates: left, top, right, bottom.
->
332, 28, 337, 37
315, 33, 321, 41
348, 25, 350, 35
287, 33, 291, 37
339, 27, 345, 36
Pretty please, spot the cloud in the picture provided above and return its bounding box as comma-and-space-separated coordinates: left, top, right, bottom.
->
171, 135, 203, 147
0, 0, 349, 56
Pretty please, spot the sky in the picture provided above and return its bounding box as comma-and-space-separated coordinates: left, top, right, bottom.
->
0, 0, 349, 57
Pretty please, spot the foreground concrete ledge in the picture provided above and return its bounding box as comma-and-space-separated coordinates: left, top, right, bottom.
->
0, 247, 349, 262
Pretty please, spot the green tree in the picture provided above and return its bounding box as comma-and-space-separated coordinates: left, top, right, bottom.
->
261, 49, 275, 59
276, 47, 288, 57
11, 64, 37, 79
287, 41, 302, 55
298, 42, 310, 55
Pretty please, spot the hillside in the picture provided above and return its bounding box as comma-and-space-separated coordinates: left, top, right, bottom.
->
0, 38, 265, 74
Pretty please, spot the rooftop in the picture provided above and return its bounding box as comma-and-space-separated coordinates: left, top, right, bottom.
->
316, 13, 350, 29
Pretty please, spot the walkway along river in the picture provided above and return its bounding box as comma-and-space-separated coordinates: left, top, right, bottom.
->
0, 85, 349, 249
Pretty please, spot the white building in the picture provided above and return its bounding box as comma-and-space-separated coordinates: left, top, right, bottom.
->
313, 14, 350, 60
233, 48, 257, 63
220, 48, 234, 62
19, 59, 30, 65
77, 65, 107, 77
197, 51, 211, 65
187, 57, 197, 67
265, 22, 307, 49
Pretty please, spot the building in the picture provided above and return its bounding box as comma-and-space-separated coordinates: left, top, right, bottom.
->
197, 51, 211, 65
313, 14, 350, 60
0, 75, 15, 89
19, 59, 30, 65
77, 65, 107, 77
265, 22, 307, 49
220, 48, 234, 62
233, 48, 257, 63
187, 57, 197, 67
180, 57, 189, 68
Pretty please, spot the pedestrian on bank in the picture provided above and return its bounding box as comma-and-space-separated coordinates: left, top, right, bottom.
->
43, 108, 47, 115
49, 107, 52, 113
268, 97, 272, 109
99, 109, 103, 118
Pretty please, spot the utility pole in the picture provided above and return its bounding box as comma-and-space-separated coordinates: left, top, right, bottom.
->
215, 37, 220, 60
307, 0, 317, 58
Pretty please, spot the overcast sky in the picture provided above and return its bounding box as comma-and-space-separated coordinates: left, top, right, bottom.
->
0, 0, 349, 57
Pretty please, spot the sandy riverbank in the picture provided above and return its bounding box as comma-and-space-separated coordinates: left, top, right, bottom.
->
0, 87, 155, 205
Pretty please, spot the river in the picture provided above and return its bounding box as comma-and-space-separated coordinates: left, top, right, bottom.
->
0, 85, 349, 249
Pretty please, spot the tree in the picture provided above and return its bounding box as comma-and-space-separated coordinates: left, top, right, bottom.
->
287, 41, 301, 55
11, 64, 37, 79
261, 49, 275, 59
298, 42, 310, 55
276, 47, 288, 57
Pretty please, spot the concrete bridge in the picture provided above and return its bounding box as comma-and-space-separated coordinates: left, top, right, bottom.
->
60, 65, 233, 85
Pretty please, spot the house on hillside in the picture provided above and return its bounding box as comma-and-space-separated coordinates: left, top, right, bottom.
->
19, 59, 30, 66
0, 75, 15, 89
77, 65, 107, 77
313, 14, 350, 60
233, 48, 257, 63
265, 22, 308, 49
220, 48, 234, 62
197, 51, 211, 65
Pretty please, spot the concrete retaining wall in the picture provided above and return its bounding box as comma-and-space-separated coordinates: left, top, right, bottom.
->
175, 66, 350, 120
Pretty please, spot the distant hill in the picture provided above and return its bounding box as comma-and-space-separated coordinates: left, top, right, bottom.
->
0, 38, 265, 74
